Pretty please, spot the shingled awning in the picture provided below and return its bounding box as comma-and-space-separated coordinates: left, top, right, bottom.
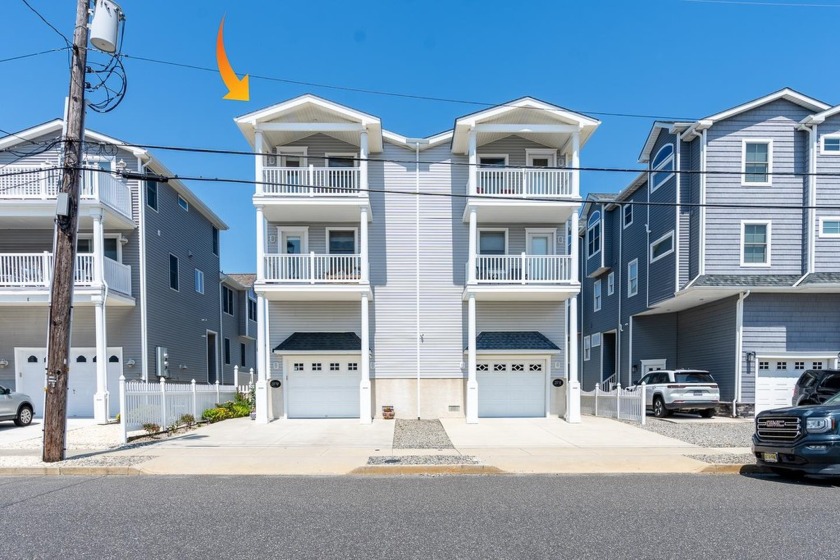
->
274, 332, 362, 352
472, 331, 559, 351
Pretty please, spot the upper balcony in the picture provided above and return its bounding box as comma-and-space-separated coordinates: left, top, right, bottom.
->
258, 164, 368, 222
464, 254, 579, 302
0, 165, 134, 228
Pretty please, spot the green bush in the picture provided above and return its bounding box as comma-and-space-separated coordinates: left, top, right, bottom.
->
142, 422, 160, 435
178, 413, 195, 427
202, 394, 252, 423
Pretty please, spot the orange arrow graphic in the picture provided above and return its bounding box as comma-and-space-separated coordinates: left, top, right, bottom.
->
216, 16, 249, 101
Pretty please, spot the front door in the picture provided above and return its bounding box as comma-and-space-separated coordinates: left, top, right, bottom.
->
207, 332, 218, 384
280, 228, 308, 279
526, 231, 553, 281
527, 152, 555, 194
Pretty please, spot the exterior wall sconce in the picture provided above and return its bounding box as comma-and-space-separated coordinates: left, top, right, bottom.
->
179, 364, 188, 370
0, 359, 8, 368
125, 359, 136, 367
631, 364, 638, 375
746, 351, 756, 364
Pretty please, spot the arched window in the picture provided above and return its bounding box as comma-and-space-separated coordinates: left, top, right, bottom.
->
651, 144, 674, 191
587, 211, 601, 258
76, 356, 87, 363
27, 355, 38, 363
109, 355, 119, 363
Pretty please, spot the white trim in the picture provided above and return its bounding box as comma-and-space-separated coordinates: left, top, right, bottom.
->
593, 279, 602, 312
477, 228, 509, 255
649, 230, 675, 263
168, 253, 179, 292
258, 122, 366, 132
820, 134, 840, 155
525, 148, 558, 167
741, 139, 773, 186
819, 216, 840, 238
591, 332, 601, 347
177, 194, 189, 212
277, 226, 309, 254
740, 220, 772, 267
478, 153, 510, 166
325, 227, 359, 254
703, 89, 829, 123
325, 152, 359, 168
138, 157, 149, 381
586, 210, 601, 259
623, 204, 633, 229
627, 258, 639, 297
649, 143, 674, 192
194, 268, 204, 295
583, 336, 591, 361
525, 228, 556, 255
607, 271, 615, 296
77, 233, 123, 263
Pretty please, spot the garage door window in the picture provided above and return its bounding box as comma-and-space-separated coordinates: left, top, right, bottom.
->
294, 363, 303, 371
758, 361, 769, 370
776, 361, 786, 370
795, 361, 805, 370
494, 364, 506, 372
477, 364, 488, 371
348, 363, 358, 371
330, 363, 340, 371
529, 364, 542, 372
512, 364, 524, 372
312, 363, 322, 371
813, 361, 823, 370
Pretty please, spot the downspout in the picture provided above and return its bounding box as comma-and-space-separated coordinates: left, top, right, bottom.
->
734, 290, 751, 417
793, 120, 820, 287
138, 156, 149, 381
219, 280, 224, 384
698, 127, 709, 275
674, 134, 681, 294
617, 203, 623, 386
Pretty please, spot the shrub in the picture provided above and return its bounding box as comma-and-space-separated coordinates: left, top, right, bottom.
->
202, 394, 252, 423
142, 422, 160, 435
178, 413, 195, 427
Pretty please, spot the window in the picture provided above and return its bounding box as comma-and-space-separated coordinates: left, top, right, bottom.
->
776, 361, 787, 370
212, 227, 219, 256
594, 279, 602, 311
821, 136, 840, 154
478, 230, 507, 255
146, 181, 158, 211
327, 229, 357, 255
587, 211, 601, 258
650, 231, 675, 263
240, 343, 246, 367
493, 364, 507, 372
627, 259, 638, 297
169, 254, 179, 291
813, 361, 823, 370
293, 363, 304, 371
583, 336, 591, 361
607, 272, 615, 295
758, 361, 769, 370
194, 269, 204, 294
326, 154, 357, 168
479, 155, 507, 167
742, 140, 772, 185
794, 361, 805, 370
348, 363, 358, 371
312, 363, 322, 371
592, 333, 601, 347
278, 146, 308, 167
178, 195, 189, 211
650, 144, 674, 192
477, 363, 489, 371
623, 204, 633, 228
529, 364, 542, 372
248, 297, 257, 321
819, 217, 840, 238
222, 286, 234, 315
224, 338, 231, 365
511, 364, 524, 372
741, 222, 770, 266
330, 363, 340, 371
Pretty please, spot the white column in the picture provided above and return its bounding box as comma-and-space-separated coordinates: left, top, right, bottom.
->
466, 293, 478, 423
571, 129, 581, 198
255, 293, 269, 423
256, 205, 265, 282
359, 130, 369, 198
360, 206, 369, 283
92, 211, 109, 423
93, 211, 105, 285
468, 206, 477, 284
360, 293, 371, 424
255, 129, 264, 195
569, 214, 579, 284
566, 250, 581, 422
468, 128, 477, 196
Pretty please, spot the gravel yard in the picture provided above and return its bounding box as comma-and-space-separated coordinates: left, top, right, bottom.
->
393, 419, 454, 449
368, 455, 480, 466
631, 417, 755, 448
688, 453, 756, 465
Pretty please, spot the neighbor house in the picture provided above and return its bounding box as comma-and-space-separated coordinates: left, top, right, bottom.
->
220, 272, 258, 383
234, 94, 600, 423
579, 88, 840, 415
0, 121, 228, 421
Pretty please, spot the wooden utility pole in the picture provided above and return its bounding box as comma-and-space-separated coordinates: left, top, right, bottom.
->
43, 0, 90, 462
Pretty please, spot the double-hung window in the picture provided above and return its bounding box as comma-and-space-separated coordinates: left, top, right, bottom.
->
741, 221, 770, 266
594, 279, 602, 312
583, 336, 591, 361
146, 181, 158, 211
222, 285, 234, 315
194, 269, 204, 294
820, 217, 840, 238
628, 259, 638, 297
623, 204, 633, 228
742, 140, 772, 185
607, 272, 615, 296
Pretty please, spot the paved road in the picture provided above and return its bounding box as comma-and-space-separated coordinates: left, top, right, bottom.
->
1, 474, 837, 559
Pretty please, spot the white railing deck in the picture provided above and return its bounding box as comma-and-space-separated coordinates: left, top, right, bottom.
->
471, 255, 573, 284
0, 253, 131, 295
0, 165, 133, 219
262, 166, 363, 197
264, 253, 363, 283
474, 168, 574, 198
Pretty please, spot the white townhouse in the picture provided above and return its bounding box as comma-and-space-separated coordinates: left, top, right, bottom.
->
235, 95, 599, 423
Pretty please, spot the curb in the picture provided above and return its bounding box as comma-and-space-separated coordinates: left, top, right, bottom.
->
700, 463, 769, 475
0, 466, 142, 476
350, 464, 506, 476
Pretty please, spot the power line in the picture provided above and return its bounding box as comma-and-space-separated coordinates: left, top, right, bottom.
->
684, 0, 840, 7
118, 53, 695, 122
0, 46, 70, 65
20, 0, 72, 46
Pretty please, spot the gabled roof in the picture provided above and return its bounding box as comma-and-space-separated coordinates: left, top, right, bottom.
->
473, 331, 559, 351
638, 121, 687, 163
800, 103, 840, 126
700, 88, 829, 123
273, 332, 362, 352
0, 120, 227, 230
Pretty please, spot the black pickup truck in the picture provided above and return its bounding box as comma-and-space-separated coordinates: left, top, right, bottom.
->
752, 392, 840, 478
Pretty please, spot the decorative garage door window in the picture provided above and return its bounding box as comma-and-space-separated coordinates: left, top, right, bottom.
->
477, 364, 488, 371
330, 363, 340, 371
348, 363, 358, 371
529, 364, 542, 372
312, 363, 322, 371
294, 363, 304, 371
511, 364, 524, 372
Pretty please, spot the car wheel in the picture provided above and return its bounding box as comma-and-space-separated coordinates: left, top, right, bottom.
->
770, 467, 805, 480
14, 405, 33, 427
700, 409, 715, 418
653, 397, 669, 418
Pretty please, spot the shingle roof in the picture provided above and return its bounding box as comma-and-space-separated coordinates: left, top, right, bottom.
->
274, 332, 361, 352
474, 331, 559, 351
227, 273, 256, 288
692, 275, 801, 288
800, 272, 840, 285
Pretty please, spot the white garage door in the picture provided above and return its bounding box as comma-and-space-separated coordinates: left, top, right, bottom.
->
16, 348, 123, 418
755, 358, 829, 415
286, 357, 360, 419
478, 359, 546, 418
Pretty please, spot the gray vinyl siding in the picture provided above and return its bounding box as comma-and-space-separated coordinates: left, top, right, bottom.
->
0, 230, 54, 252
144, 179, 221, 383
265, 223, 360, 254
286, 133, 359, 167
742, 294, 840, 403
631, 314, 677, 378
621, 188, 649, 318
704, 100, 809, 275
0, 131, 62, 167
814, 116, 840, 272
676, 297, 738, 402
647, 139, 677, 305
220, 284, 240, 384
478, 135, 564, 167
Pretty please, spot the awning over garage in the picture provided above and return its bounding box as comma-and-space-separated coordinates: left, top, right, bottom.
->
274, 332, 361, 352
474, 331, 559, 351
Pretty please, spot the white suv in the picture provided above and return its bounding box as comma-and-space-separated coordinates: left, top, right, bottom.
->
631, 369, 720, 418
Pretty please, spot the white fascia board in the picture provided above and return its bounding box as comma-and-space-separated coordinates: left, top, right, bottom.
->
637, 122, 674, 163
271, 349, 362, 355
455, 97, 600, 129
236, 94, 381, 127
473, 124, 581, 134
0, 120, 63, 151
84, 130, 148, 157
802, 104, 840, 125
256, 122, 366, 132
701, 88, 830, 124
462, 349, 561, 355
382, 129, 452, 150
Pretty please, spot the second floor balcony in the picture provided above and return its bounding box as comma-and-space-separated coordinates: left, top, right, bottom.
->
0, 252, 132, 298
258, 252, 369, 302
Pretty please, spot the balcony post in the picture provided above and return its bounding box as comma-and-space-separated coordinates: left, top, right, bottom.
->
93, 294, 109, 424
255, 294, 269, 424
570, 213, 579, 284
93, 210, 104, 286
309, 251, 316, 284
256, 205, 265, 282
42, 251, 51, 286
521, 252, 527, 284
468, 206, 477, 284
360, 292, 371, 424
254, 128, 264, 195
360, 206, 369, 283
466, 293, 478, 424
359, 129, 368, 198
308, 164, 315, 197
571, 129, 581, 198
468, 127, 477, 196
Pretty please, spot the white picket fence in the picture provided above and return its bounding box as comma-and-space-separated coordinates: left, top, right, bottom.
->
580, 382, 647, 425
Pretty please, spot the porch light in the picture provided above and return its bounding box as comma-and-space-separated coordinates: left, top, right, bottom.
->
746, 351, 756, 363
0, 359, 8, 368
125, 359, 136, 367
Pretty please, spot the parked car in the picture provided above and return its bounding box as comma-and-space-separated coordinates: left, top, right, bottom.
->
0, 384, 34, 427
631, 369, 720, 418
753, 391, 840, 478
792, 369, 840, 406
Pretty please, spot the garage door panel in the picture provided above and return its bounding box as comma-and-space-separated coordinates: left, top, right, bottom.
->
287, 359, 360, 419
755, 359, 830, 415
478, 359, 546, 418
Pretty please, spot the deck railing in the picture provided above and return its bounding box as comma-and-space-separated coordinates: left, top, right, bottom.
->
264, 253, 362, 283
471, 254, 572, 284
474, 168, 574, 198
0, 252, 131, 294
261, 166, 362, 196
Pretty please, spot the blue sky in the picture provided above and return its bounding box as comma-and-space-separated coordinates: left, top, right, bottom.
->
2, 0, 839, 273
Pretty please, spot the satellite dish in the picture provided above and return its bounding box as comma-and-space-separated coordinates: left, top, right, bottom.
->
89, 0, 124, 54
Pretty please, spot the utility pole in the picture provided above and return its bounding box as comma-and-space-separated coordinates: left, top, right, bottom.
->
43, 0, 90, 462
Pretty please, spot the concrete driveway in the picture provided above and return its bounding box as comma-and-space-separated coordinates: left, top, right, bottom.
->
0, 419, 101, 450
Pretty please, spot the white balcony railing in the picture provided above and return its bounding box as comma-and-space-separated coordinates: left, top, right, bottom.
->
262, 166, 362, 197
0, 252, 131, 295
474, 168, 574, 198
471, 254, 573, 284
0, 165, 133, 219
264, 253, 362, 283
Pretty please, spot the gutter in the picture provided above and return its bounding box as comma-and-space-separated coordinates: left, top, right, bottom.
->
138, 157, 149, 381
733, 290, 750, 417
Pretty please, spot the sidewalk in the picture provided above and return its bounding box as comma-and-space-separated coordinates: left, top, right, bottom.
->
0, 415, 756, 476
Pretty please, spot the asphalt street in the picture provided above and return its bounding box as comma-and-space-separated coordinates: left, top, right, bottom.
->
1, 474, 837, 559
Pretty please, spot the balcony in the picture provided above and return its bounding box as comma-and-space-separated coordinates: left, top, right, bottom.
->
475, 168, 573, 198
0, 253, 132, 301
464, 255, 578, 302
256, 166, 369, 223
0, 166, 133, 226
465, 168, 580, 224
259, 253, 369, 301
